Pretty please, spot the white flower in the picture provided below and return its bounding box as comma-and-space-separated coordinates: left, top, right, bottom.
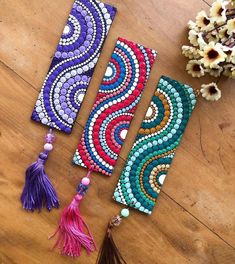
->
231, 48, 235, 64
206, 65, 223, 77
200, 42, 227, 68
223, 64, 235, 78
182, 45, 201, 59
186, 60, 205, 77
227, 18, 235, 35
200, 83, 221, 101
223, 63, 233, 77
207, 31, 220, 42
188, 20, 198, 31
232, 67, 235, 78
218, 27, 230, 41
197, 33, 207, 49
188, 30, 199, 46
222, 46, 234, 62
196, 11, 213, 30
210, 0, 228, 25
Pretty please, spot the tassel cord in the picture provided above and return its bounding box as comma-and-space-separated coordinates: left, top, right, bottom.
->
50, 168, 96, 257
20, 129, 59, 211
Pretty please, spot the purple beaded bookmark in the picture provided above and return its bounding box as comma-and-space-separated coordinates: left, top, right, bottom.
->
21, 0, 116, 212
32, 0, 116, 133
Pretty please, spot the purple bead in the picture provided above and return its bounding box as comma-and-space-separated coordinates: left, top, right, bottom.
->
70, 112, 76, 118
62, 52, 68, 58
75, 75, 81, 82
45, 132, 55, 143
55, 51, 61, 58
65, 108, 71, 114
59, 95, 66, 102
85, 16, 91, 21
81, 10, 87, 16
68, 51, 74, 57
61, 102, 68, 109
61, 89, 67, 95
87, 22, 93, 28
68, 78, 75, 85
88, 28, 93, 34
82, 75, 88, 82
79, 46, 86, 52
74, 49, 80, 56
77, 6, 82, 12
84, 41, 90, 47
63, 83, 70, 89
65, 127, 72, 133
86, 34, 92, 41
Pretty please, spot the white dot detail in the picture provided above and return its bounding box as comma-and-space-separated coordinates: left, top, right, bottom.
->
63, 25, 70, 35
159, 174, 166, 185
105, 66, 113, 77
146, 107, 153, 117
120, 129, 128, 140
78, 93, 85, 102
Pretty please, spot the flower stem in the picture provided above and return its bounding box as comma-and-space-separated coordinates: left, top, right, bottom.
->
222, 34, 234, 45
203, 23, 226, 37
202, 0, 211, 7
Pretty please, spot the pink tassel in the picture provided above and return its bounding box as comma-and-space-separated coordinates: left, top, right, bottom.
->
50, 169, 96, 257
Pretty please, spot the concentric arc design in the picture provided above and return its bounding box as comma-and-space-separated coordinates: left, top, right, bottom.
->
73, 37, 157, 176
113, 76, 197, 214
31, 0, 116, 133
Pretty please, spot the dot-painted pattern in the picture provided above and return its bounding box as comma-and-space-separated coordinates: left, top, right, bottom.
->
113, 76, 197, 214
73, 37, 157, 176
31, 0, 116, 133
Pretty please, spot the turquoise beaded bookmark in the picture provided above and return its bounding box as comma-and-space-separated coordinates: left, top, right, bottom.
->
113, 76, 197, 214
96, 76, 197, 263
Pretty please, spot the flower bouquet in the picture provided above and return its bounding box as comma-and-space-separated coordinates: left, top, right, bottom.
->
182, 0, 235, 101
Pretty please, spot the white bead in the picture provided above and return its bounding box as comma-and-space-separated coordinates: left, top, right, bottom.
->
44, 143, 53, 151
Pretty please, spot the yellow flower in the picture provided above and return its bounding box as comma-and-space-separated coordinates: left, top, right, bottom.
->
182, 45, 201, 59
227, 18, 235, 35
196, 11, 213, 30
186, 60, 205, 77
210, 0, 228, 25
206, 65, 223, 77
201, 42, 227, 68
200, 83, 221, 101
188, 30, 199, 46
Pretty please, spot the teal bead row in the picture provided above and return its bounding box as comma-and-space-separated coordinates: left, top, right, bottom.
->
113, 76, 197, 215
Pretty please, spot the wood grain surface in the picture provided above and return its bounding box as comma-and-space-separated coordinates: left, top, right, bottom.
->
0, 0, 235, 263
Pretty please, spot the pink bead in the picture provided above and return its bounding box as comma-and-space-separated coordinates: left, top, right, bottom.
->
81, 177, 90, 186
75, 194, 83, 201
44, 143, 53, 151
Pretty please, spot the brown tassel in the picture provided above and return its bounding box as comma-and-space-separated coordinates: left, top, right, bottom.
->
97, 209, 130, 264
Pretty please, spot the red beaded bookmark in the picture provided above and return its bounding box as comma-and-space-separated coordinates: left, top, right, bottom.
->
51, 37, 157, 257
73, 37, 157, 176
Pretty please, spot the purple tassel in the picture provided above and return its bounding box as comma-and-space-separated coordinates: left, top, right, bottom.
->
20, 129, 59, 211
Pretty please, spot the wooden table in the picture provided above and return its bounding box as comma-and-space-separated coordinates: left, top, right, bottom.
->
0, 0, 234, 263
